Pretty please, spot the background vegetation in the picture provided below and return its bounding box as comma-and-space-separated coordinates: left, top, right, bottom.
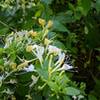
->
0, 0, 100, 100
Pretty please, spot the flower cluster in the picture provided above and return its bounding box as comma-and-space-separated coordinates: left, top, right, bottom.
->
0, 19, 84, 100
3, 28, 74, 73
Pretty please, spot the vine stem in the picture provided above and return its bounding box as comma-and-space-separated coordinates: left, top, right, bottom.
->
0, 20, 17, 32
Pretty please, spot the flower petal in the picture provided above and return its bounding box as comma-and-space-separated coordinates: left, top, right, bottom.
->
24, 64, 35, 72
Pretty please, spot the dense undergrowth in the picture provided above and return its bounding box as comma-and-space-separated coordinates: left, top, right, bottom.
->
0, 0, 100, 100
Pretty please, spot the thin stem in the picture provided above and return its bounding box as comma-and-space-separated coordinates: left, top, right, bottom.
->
0, 20, 16, 32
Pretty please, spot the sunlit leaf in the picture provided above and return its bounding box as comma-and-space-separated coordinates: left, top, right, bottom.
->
64, 87, 80, 96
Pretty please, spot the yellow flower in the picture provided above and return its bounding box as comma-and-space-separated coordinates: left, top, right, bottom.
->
38, 18, 46, 27
17, 60, 29, 70
26, 45, 33, 52
44, 38, 51, 46
28, 30, 37, 37
47, 20, 53, 28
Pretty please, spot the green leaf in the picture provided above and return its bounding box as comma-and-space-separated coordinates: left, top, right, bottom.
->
63, 96, 71, 100
0, 48, 4, 56
48, 81, 59, 92
54, 11, 75, 24
0, 59, 4, 65
52, 20, 70, 32
0, 27, 9, 35
37, 67, 49, 80
35, 10, 42, 17
16, 83, 29, 97
78, 0, 91, 16
32, 93, 42, 100
53, 40, 65, 50
95, 0, 100, 12
16, 72, 32, 83
64, 87, 80, 96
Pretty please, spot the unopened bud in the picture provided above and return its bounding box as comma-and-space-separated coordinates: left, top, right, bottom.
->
26, 45, 33, 52
10, 62, 17, 70
17, 60, 29, 70
38, 18, 46, 27
44, 38, 51, 46
28, 30, 37, 37
47, 20, 53, 28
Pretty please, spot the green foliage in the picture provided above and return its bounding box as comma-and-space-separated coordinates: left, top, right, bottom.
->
0, 25, 86, 99
0, 0, 100, 99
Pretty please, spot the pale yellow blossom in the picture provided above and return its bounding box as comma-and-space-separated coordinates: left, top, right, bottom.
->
28, 30, 37, 37
10, 62, 17, 70
38, 18, 46, 27
26, 45, 33, 52
44, 38, 52, 46
47, 20, 53, 28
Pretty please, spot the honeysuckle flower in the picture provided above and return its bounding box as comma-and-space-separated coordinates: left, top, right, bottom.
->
17, 58, 37, 70
24, 64, 35, 72
50, 52, 65, 73
72, 95, 77, 100
58, 64, 73, 71
48, 45, 61, 55
29, 75, 39, 87
55, 52, 65, 66
7, 37, 13, 44
17, 60, 29, 70
4, 36, 13, 48
16, 30, 28, 37
32, 45, 44, 63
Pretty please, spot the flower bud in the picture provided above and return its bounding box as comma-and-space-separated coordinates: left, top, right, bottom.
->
28, 30, 37, 37
47, 20, 53, 28
17, 60, 29, 70
26, 45, 33, 52
38, 18, 46, 27
44, 38, 51, 46
10, 62, 17, 70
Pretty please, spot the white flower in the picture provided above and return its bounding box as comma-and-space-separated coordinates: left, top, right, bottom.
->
24, 64, 35, 72
58, 64, 73, 71
32, 45, 44, 63
72, 95, 77, 100
29, 75, 39, 87
16, 30, 28, 37
4, 36, 13, 48
48, 45, 61, 55
55, 52, 65, 66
